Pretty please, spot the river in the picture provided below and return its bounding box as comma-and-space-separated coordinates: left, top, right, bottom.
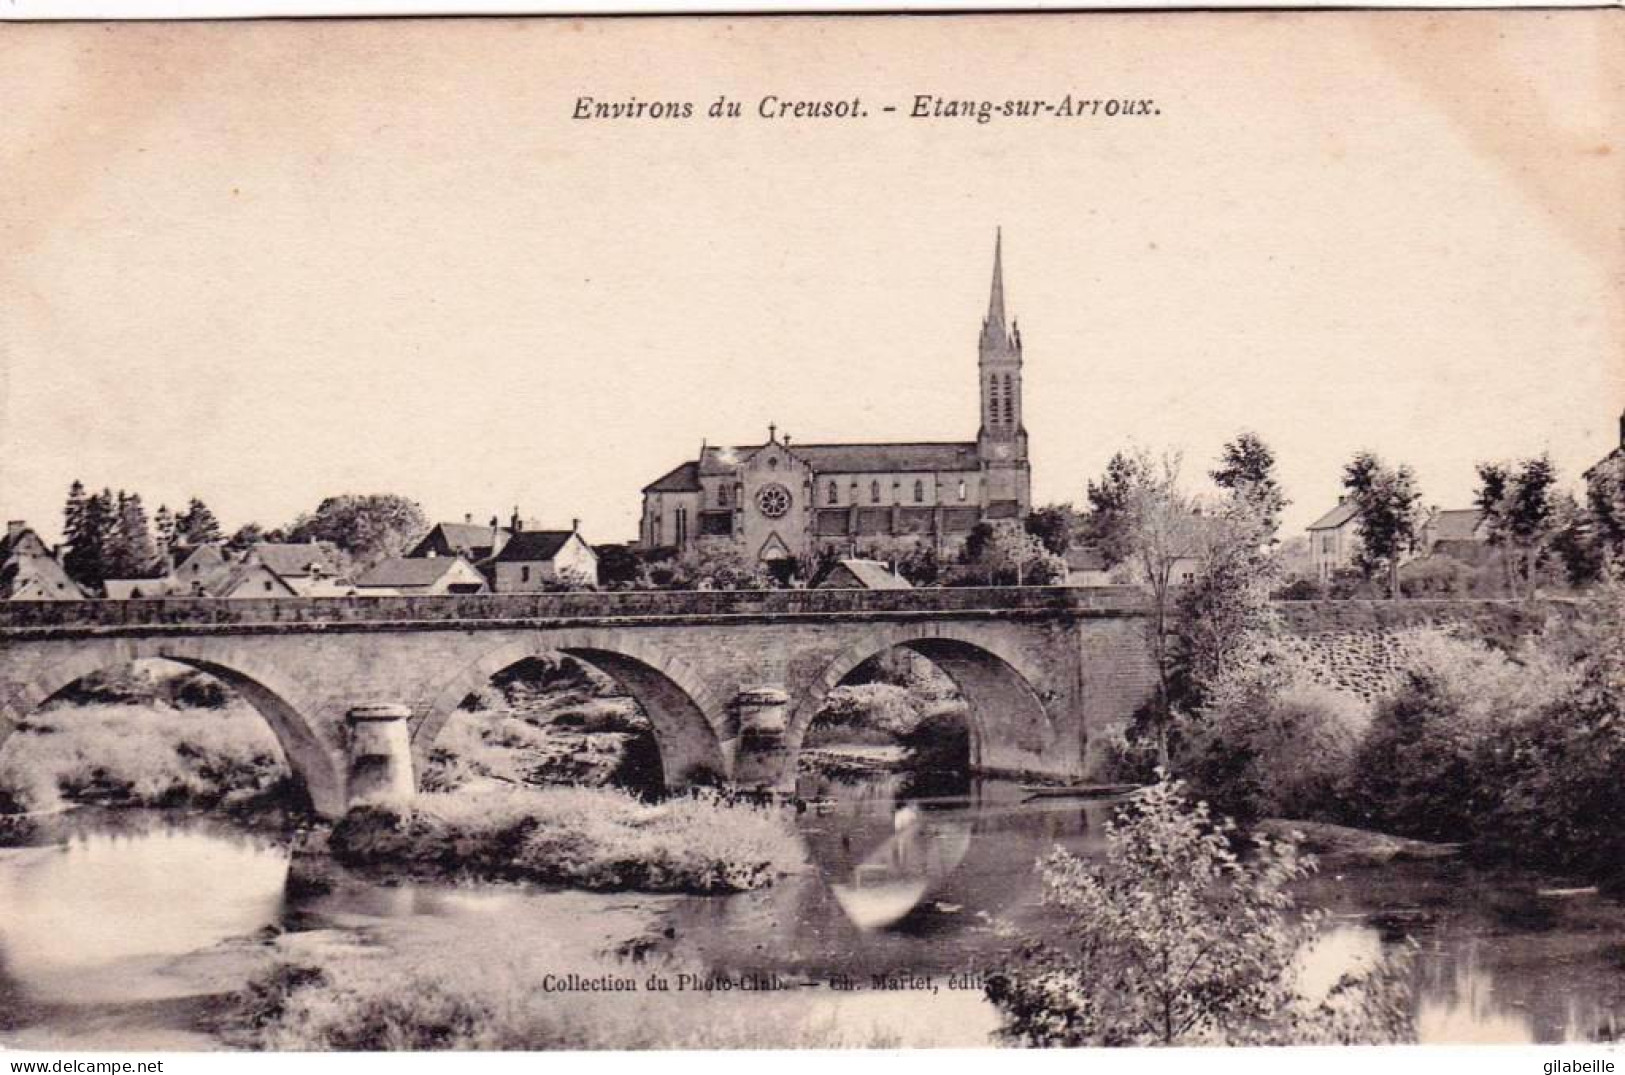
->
2, 773, 1622, 1049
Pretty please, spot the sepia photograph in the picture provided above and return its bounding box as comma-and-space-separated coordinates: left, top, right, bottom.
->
0, 9, 1622, 1058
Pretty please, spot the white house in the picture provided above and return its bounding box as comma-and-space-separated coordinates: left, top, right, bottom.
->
490, 523, 599, 591
355, 556, 490, 595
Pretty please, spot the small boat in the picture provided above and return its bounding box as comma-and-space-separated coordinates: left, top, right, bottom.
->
1020, 783, 1141, 801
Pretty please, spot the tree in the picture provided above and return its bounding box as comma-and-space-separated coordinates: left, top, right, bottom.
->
654, 543, 771, 590
1119, 451, 1210, 767
951, 520, 1066, 586
153, 504, 177, 562
110, 491, 159, 578
227, 522, 268, 553
985, 778, 1414, 1046
64, 488, 115, 591
176, 498, 224, 545
1210, 432, 1288, 545
1342, 452, 1425, 600
1474, 454, 1561, 598
284, 494, 429, 570
1025, 504, 1081, 557
1083, 452, 1150, 568
594, 544, 643, 588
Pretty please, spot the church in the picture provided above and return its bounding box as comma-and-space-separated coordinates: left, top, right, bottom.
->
637, 233, 1032, 565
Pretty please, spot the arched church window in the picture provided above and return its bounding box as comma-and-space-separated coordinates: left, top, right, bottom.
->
913, 480, 924, 503
990, 375, 1000, 419
957, 480, 967, 502
1003, 374, 1014, 423
870, 481, 881, 504
718, 485, 730, 507
827, 482, 838, 505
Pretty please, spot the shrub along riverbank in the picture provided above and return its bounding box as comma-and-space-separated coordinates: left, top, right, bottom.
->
1155, 589, 1625, 886
0, 698, 293, 818
329, 785, 805, 894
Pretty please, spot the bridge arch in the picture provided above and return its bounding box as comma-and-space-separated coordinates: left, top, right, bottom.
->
416, 629, 729, 791
786, 623, 1057, 781
0, 639, 346, 817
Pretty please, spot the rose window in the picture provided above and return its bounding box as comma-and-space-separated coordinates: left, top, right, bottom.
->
755, 483, 792, 518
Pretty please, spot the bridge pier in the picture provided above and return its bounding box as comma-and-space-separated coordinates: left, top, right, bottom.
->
730, 686, 792, 790
346, 704, 416, 809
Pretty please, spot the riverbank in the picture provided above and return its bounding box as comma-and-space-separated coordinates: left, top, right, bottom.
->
328, 785, 805, 894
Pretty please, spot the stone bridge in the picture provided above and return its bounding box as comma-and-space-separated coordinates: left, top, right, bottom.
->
0, 587, 1162, 817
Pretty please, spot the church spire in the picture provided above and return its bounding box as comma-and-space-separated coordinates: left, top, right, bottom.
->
986, 227, 1006, 330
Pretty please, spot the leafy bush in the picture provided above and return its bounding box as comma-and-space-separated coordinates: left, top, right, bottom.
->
329, 785, 804, 894
1473, 588, 1625, 878
986, 778, 1414, 1046
1344, 632, 1577, 842
1181, 679, 1367, 825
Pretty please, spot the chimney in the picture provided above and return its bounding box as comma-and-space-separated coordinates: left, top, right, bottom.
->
1618, 407, 1624, 448
571, 518, 581, 534
490, 515, 506, 557
6, 521, 23, 544
511, 506, 522, 533
464, 513, 473, 525
1337, 495, 1346, 505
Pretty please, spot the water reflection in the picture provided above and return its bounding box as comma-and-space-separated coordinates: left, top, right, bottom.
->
0, 816, 290, 1003
3, 783, 1624, 1048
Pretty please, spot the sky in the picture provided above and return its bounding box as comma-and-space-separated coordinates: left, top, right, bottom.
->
1, 13, 1621, 546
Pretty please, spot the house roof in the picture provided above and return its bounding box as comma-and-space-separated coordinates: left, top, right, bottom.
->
1307, 501, 1360, 531
1, 555, 85, 599
412, 522, 509, 558
494, 530, 577, 563
356, 557, 475, 588
820, 559, 912, 590
1, 526, 49, 562
215, 562, 299, 597
246, 542, 342, 577
1428, 509, 1484, 542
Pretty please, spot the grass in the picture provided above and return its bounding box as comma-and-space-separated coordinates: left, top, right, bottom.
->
330, 784, 806, 894
0, 700, 292, 815
225, 907, 897, 1051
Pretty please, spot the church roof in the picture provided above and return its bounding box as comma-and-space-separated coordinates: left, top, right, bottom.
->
643, 461, 702, 493
691, 441, 980, 478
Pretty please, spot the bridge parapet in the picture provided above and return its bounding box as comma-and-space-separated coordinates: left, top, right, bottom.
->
0, 585, 1150, 634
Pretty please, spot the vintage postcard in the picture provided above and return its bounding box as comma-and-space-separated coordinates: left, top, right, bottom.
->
0, 9, 1622, 1060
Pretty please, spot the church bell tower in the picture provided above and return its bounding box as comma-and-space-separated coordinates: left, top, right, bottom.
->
976, 229, 1031, 513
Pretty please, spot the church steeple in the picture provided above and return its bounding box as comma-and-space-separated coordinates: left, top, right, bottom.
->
975, 229, 1029, 513
982, 228, 1013, 352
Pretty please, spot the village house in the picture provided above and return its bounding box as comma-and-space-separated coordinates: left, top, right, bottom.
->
355, 556, 491, 595
1306, 498, 1361, 583
212, 561, 301, 599
408, 514, 513, 564
240, 541, 346, 595
166, 543, 233, 595
1419, 508, 1490, 564
1, 521, 85, 601
490, 523, 599, 591
813, 558, 912, 590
